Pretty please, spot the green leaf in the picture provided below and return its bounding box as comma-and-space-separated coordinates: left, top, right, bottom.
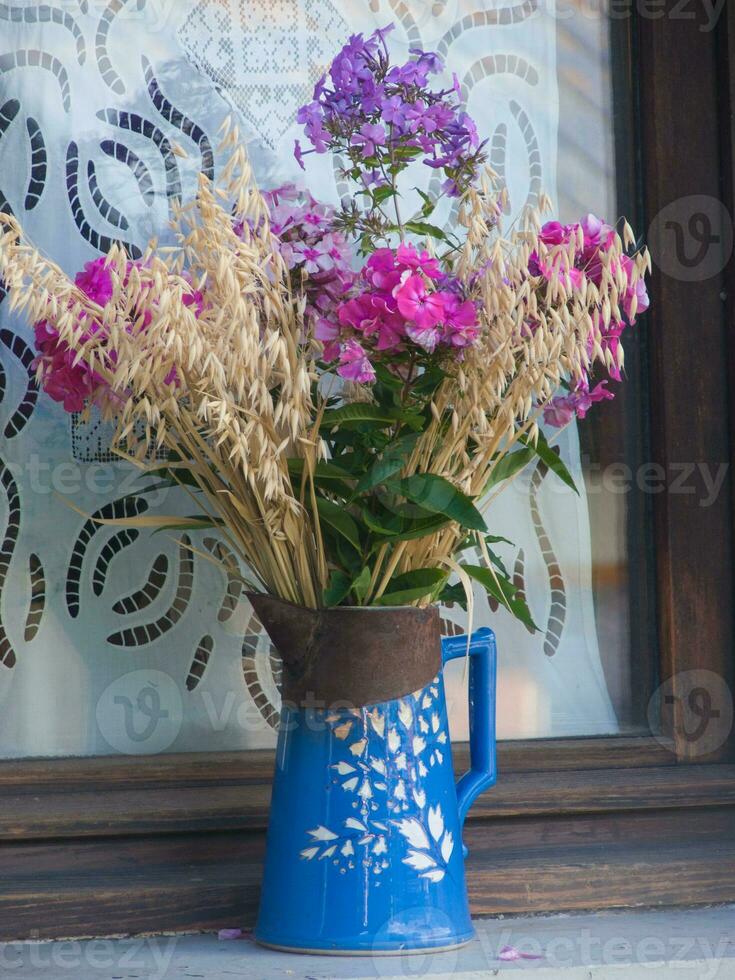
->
372, 185, 396, 205
386, 474, 487, 532
350, 567, 372, 604
484, 448, 535, 490
354, 455, 404, 496
416, 189, 436, 218
410, 364, 446, 397
336, 534, 363, 574
461, 564, 537, 631
287, 458, 355, 490
320, 404, 400, 429
373, 362, 404, 391
392, 146, 423, 161
323, 570, 352, 607
151, 516, 223, 533
521, 431, 578, 494
485, 547, 509, 577
438, 582, 469, 610
374, 568, 448, 606
404, 220, 450, 242
315, 497, 362, 552
363, 506, 449, 545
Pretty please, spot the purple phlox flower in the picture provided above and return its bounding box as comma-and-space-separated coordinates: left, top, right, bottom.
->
360, 79, 387, 115
294, 139, 307, 170
295, 101, 330, 153
360, 168, 388, 189
409, 48, 444, 75
352, 123, 387, 158
313, 73, 327, 100
382, 94, 411, 128
373, 23, 396, 46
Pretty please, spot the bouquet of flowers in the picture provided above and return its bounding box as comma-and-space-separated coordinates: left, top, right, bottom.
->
0, 24, 650, 623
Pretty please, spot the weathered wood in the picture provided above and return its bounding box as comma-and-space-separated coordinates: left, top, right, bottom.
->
0, 735, 673, 794
638, 1, 735, 762
0, 764, 731, 841
1, 808, 734, 940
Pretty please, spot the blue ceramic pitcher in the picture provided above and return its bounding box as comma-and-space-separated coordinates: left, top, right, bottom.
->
252, 599, 497, 955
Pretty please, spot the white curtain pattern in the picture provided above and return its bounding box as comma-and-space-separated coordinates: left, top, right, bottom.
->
0, 0, 617, 758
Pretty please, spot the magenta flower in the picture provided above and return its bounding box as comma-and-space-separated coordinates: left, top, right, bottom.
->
580, 213, 615, 251
538, 221, 570, 247
395, 242, 441, 280
75, 258, 114, 305
619, 254, 649, 321
338, 339, 376, 383
365, 248, 402, 291
394, 274, 447, 329
441, 294, 479, 347
544, 379, 614, 428
33, 320, 101, 412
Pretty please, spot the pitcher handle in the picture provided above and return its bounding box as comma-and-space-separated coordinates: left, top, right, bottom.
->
441, 627, 497, 829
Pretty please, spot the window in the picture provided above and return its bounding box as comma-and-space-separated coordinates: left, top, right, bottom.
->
0, 1, 734, 939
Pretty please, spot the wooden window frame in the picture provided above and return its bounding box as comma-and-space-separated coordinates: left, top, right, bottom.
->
2, 8, 735, 938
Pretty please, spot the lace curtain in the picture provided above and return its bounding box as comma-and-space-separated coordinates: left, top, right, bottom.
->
0, 0, 618, 758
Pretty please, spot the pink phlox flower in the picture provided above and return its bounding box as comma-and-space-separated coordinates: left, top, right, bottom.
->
441, 294, 479, 347
544, 378, 614, 427
619, 254, 649, 322
365, 248, 402, 291
292, 241, 332, 275
182, 288, 205, 318
405, 320, 442, 352
498, 945, 545, 962
315, 317, 341, 361
338, 339, 376, 383
394, 274, 447, 329
395, 242, 442, 280
580, 212, 615, 251
538, 221, 572, 247
75, 257, 114, 305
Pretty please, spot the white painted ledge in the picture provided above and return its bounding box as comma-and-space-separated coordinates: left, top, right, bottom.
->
2, 906, 735, 979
